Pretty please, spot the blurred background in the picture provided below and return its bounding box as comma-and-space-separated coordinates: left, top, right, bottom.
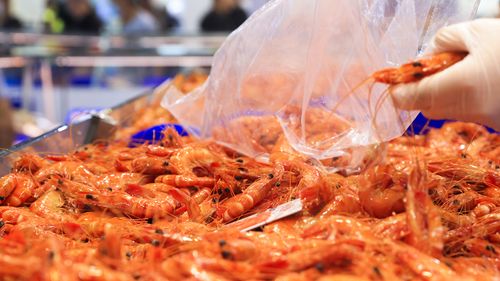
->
0, 0, 498, 148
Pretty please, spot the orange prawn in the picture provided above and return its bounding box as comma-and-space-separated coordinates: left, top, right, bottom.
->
1, 174, 39, 207
372, 52, 467, 84
155, 174, 215, 188
357, 165, 406, 219
11, 154, 49, 174
217, 165, 284, 222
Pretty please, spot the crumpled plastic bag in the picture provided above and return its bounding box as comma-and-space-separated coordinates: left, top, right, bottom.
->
162, 0, 480, 172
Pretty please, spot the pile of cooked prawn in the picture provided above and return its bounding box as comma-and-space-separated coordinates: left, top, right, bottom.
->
0, 55, 499, 280
0, 120, 498, 281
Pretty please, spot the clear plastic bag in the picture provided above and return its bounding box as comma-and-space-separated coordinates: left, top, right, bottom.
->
163, 0, 480, 172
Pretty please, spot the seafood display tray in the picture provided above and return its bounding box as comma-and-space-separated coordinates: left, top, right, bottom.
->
0, 86, 164, 176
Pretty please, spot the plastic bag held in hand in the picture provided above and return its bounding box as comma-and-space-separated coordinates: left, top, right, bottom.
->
163, 0, 479, 171
391, 19, 500, 131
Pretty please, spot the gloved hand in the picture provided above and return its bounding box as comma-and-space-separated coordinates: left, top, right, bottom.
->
391, 18, 500, 131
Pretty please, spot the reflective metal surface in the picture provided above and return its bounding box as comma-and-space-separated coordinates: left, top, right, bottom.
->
0, 119, 91, 175
0, 85, 162, 176
0, 32, 226, 59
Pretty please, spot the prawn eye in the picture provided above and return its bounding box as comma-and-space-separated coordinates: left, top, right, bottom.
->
315, 263, 325, 272
412, 61, 423, 67
373, 266, 382, 276
413, 72, 424, 79
82, 204, 92, 212
221, 250, 232, 259
486, 245, 497, 253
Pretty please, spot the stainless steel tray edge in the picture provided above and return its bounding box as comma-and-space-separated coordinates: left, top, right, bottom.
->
0, 82, 169, 176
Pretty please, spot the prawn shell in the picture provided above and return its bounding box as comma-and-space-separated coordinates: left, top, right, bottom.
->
372, 52, 467, 84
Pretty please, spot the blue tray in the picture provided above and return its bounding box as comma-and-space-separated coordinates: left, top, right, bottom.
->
13, 133, 30, 145
407, 113, 498, 135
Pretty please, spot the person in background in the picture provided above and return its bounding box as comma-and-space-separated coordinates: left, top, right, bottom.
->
0, 98, 14, 148
201, 0, 248, 32
58, 0, 102, 34
138, 0, 179, 32
44, 0, 64, 33
113, 0, 159, 35
0, 0, 21, 30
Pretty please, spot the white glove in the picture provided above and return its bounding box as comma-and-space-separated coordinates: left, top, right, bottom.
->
391, 18, 500, 131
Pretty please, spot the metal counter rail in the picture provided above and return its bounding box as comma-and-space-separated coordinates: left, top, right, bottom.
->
0, 32, 227, 52
54, 55, 213, 68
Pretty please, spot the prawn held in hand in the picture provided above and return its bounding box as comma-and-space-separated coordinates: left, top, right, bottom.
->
372, 52, 467, 85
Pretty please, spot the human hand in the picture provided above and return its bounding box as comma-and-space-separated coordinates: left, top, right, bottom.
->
391, 19, 500, 130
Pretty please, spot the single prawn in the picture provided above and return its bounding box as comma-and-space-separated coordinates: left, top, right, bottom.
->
1, 174, 39, 207
11, 153, 50, 174
160, 127, 186, 148
0, 174, 17, 204
75, 212, 177, 245
372, 52, 467, 85
395, 244, 459, 281
217, 165, 284, 222
301, 215, 372, 241
155, 174, 215, 188
0, 206, 54, 229
29, 189, 76, 222
405, 165, 444, 258
34, 161, 97, 185
95, 172, 153, 191
278, 160, 330, 214
258, 240, 364, 274
60, 179, 179, 219
131, 156, 173, 175
318, 177, 362, 217
169, 145, 224, 176
356, 165, 406, 219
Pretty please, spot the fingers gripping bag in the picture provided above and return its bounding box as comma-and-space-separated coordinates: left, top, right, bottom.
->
162, 0, 480, 173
